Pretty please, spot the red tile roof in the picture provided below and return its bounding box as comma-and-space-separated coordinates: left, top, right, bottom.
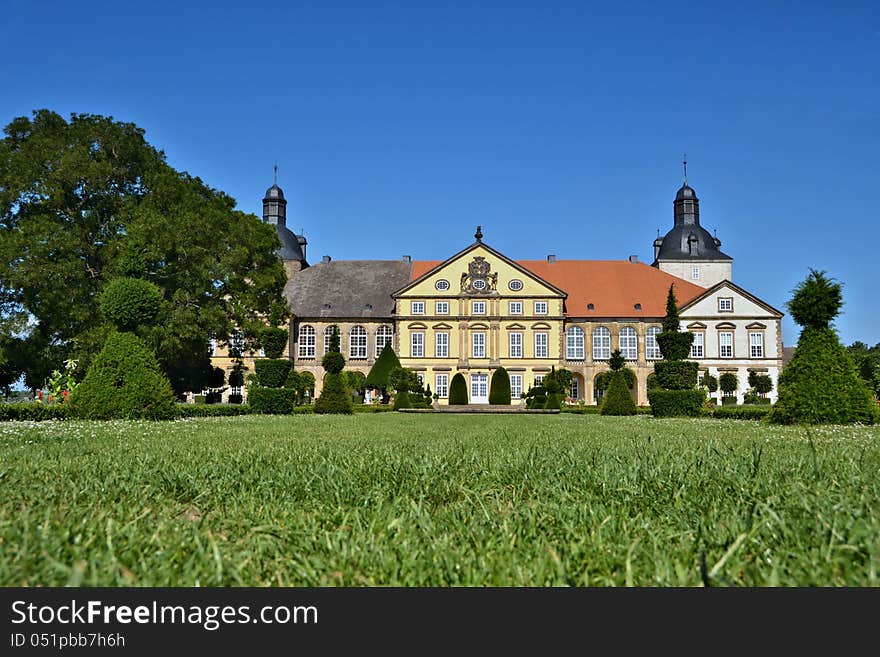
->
410, 259, 705, 318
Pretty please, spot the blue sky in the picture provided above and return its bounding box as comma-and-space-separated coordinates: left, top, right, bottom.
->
2, 1, 878, 346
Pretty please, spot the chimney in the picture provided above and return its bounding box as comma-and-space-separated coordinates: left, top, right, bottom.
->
402, 255, 411, 263
322, 255, 331, 263
547, 254, 556, 263
628, 255, 639, 264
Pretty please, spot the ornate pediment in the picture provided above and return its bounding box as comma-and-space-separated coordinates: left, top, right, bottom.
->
460, 256, 498, 295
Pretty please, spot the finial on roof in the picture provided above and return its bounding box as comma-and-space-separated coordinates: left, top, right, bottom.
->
273, 162, 278, 185
683, 154, 688, 185
475, 225, 483, 241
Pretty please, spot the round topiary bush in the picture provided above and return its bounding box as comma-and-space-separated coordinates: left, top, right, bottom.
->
100, 277, 162, 331
787, 269, 842, 330
655, 361, 699, 390
392, 389, 412, 410
70, 331, 178, 420
314, 372, 353, 414
489, 367, 511, 405
260, 328, 288, 359
322, 351, 345, 375
601, 370, 637, 415
448, 373, 468, 405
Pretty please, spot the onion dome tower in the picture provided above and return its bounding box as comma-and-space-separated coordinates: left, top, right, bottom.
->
263, 165, 308, 276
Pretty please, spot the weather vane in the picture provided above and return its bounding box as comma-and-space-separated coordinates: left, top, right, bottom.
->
273, 162, 278, 185
683, 153, 688, 184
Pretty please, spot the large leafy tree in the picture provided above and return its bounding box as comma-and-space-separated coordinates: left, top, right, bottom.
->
0, 110, 287, 393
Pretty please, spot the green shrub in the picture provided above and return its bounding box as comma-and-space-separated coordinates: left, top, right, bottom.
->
228, 394, 243, 405
248, 387, 296, 414
284, 369, 301, 390
177, 404, 251, 417
365, 344, 401, 394
393, 390, 412, 410
771, 327, 877, 425
719, 372, 738, 396
743, 393, 771, 405
721, 396, 738, 405
314, 372, 353, 414
601, 371, 637, 415
700, 372, 718, 393
656, 332, 693, 361
322, 351, 345, 375
489, 367, 511, 405
654, 361, 699, 390
345, 370, 367, 392
646, 372, 659, 390
526, 385, 547, 409
260, 328, 288, 359
228, 361, 246, 387
0, 403, 69, 421
787, 269, 843, 330
100, 277, 162, 330
647, 389, 706, 417
193, 395, 206, 404
543, 392, 565, 410
71, 332, 178, 420
448, 373, 468, 405
711, 405, 772, 420
254, 359, 292, 388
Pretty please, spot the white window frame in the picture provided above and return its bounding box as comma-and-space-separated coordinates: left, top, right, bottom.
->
435, 332, 449, 358
435, 374, 449, 398
298, 325, 316, 358
376, 325, 393, 356
534, 374, 545, 387
412, 301, 425, 315
534, 332, 548, 358
570, 378, 579, 400
411, 332, 424, 358
718, 297, 733, 312
510, 374, 523, 400
509, 332, 523, 358
692, 266, 700, 281
323, 326, 338, 355
646, 326, 661, 360
472, 301, 486, 315
566, 326, 584, 360
509, 301, 522, 315
472, 332, 486, 358
749, 332, 764, 358
349, 325, 367, 359
619, 326, 638, 361
592, 327, 611, 360
719, 331, 733, 358
534, 301, 548, 315
435, 301, 449, 315
690, 331, 704, 359
231, 331, 245, 357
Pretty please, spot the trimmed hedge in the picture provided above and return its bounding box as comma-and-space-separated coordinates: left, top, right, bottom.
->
526, 386, 547, 409
489, 367, 511, 405
100, 277, 162, 330
721, 396, 738, 405
0, 403, 70, 421
710, 405, 772, 420
254, 359, 292, 388
449, 373, 468, 405
600, 371, 637, 416
248, 387, 296, 414
177, 404, 252, 417
314, 372, 353, 414
543, 392, 565, 410
393, 390, 412, 410
654, 361, 699, 390
71, 332, 178, 420
260, 328, 288, 359
365, 344, 401, 392
647, 389, 706, 417
656, 331, 693, 361
562, 405, 653, 415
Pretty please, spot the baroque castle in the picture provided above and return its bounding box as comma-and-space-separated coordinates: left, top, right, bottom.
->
210, 174, 783, 405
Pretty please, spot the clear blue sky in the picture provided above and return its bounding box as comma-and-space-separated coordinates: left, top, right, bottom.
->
2, 0, 878, 346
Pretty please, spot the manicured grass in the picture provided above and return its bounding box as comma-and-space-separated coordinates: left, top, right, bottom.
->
1, 414, 878, 586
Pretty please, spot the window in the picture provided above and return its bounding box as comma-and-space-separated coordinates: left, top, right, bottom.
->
719, 331, 733, 358
323, 325, 338, 354
692, 267, 700, 281
718, 297, 733, 312
646, 326, 661, 360
376, 325, 393, 356
592, 327, 611, 360
435, 301, 449, 315
349, 325, 367, 359
435, 374, 449, 398
509, 301, 522, 315
534, 332, 548, 358
207, 338, 217, 357
534, 301, 548, 315
509, 332, 523, 358
472, 301, 486, 315
566, 326, 584, 360
620, 326, 638, 360
570, 378, 579, 400
412, 301, 425, 315
416, 373, 424, 385
508, 279, 523, 291
230, 386, 242, 396
510, 374, 523, 400
298, 325, 316, 358
435, 332, 449, 358
231, 331, 244, 357
690, 331, 704, 358
472, 332, 486, 358
534, 374, 545, 386
435, 279, 450, 291
750, 332, 764, 358
411, 332, 424, 357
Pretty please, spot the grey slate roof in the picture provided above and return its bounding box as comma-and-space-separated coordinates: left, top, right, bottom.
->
276, 225, 306, 262
655, 224, 732, 261
284, 260, 413, 318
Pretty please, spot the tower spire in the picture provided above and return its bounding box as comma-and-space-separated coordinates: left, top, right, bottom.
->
273, 162, 278, 186
683, 154, 688, 185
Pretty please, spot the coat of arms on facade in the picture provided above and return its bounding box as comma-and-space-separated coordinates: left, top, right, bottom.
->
460, 255, 498, 294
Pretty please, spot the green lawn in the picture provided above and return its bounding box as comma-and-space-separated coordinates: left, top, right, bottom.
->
1, 414, 878, 586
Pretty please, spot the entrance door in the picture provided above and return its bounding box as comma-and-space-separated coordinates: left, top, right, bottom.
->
470, 373, 488, 404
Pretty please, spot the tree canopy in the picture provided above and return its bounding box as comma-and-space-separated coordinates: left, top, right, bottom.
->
0, 110, 287, 393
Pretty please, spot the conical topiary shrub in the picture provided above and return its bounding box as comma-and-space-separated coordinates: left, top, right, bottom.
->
365, 343, 402, 403
543, 367, 564, 409
448, 373, 468, 405
601, 350, 637, 415
771, 270, 876, 424
315, 335, 353, 414
489, 367, 511, 405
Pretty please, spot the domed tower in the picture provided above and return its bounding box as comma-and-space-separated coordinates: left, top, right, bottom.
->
652, 164, 732, 288
263, 167, 308, 277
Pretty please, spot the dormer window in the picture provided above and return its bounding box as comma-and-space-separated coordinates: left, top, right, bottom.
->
718, 297, 733, 312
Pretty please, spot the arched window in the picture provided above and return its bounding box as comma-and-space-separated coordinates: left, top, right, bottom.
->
298, 325, 316, 358
592, 326, 611, 360
620, 326, 638, 360
566, 326, 584, 360
376, 325, 393, 356
323, 325, 338, 355
349, 325, 367, 359
646, 326, 661, 360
